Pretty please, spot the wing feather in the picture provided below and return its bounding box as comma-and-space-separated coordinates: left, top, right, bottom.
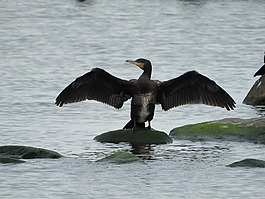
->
156, 70, 236, 111
55, 68, 136, 108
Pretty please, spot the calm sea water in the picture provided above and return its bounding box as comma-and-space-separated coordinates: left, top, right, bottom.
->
1, 0, 265, 198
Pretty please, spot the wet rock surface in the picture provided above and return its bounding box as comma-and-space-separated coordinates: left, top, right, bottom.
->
96, 151, 143, 164
0, 157, 26, 164
227, 158, 265, 168
0, 145, 63, 164
170, 117, 265, 144
94, 129, 173, 145
243, 75, 265, 105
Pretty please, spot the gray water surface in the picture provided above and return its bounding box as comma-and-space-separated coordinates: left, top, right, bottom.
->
1, 0, 265, 198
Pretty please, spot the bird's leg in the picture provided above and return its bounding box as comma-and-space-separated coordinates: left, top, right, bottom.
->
147, 121, 151, 130
132, 119, 137, 132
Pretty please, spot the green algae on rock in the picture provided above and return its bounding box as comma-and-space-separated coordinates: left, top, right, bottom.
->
0, 145, 63, 159
96, 151, 143, 164
94, 129, 173, 145
169, 118, 265, 144
227, 158, 265, 168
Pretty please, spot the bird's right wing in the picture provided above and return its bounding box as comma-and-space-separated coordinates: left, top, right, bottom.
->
55, 68, 136, 109
156, 70, 236, 111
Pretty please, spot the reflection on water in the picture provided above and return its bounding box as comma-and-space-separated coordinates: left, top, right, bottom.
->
75, 0, 94, 6
130, 144, 155, 160
87, 141, 231, 163
252, 105, 265, 116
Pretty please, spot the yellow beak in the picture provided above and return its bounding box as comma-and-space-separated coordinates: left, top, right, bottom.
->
126, 60, 144, 69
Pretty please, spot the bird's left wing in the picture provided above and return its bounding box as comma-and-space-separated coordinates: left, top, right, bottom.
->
55, 68, 136, 108
156, 70, 236, 111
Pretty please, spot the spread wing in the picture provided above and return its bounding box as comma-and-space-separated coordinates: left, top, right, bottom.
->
156, 70, 236, 111
55, 68, 136, 109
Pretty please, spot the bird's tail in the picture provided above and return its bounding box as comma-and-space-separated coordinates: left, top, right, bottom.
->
123, 120, 145, 129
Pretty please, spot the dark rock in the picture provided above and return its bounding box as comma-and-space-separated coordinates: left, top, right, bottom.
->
94, 129, 173, 145
0, 157, 25, 164
0, 145, 63, 159
227, 158, 265, 168
243, 75, 265, 105
96, 151, 142, 164
169, 117, 265, 144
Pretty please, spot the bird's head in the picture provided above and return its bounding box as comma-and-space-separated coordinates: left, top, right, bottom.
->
125, 58, 152, 72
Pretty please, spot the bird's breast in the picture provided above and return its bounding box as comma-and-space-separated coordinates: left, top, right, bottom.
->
132, 93, 155, 123
132, 93, 155, 106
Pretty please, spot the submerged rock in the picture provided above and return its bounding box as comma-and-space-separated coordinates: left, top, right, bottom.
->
0, 145, 63, 160
96, 151, 142, 164
169, 117, 265, 144
94, 129, 172, 145
0, 157, 26, 164
243, 75, 265, 105
227, 158, 265, 168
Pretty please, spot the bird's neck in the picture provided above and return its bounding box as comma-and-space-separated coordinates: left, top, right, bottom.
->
140, 68, 152, 80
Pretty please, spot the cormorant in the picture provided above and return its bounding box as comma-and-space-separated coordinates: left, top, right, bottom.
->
55, 58, 235, 130
254, 52, 265, 77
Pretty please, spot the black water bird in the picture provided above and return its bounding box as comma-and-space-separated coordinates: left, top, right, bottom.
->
254, 52, 265, 77
55, 58, 235, 130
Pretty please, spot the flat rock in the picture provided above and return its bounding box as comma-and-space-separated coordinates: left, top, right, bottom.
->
96, 151, 143, 164
243, 75, 265, 105
169, 117, 265, 144
227, 158, 265, 168
0, 145, 63, 160
94, 129, 173, 145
